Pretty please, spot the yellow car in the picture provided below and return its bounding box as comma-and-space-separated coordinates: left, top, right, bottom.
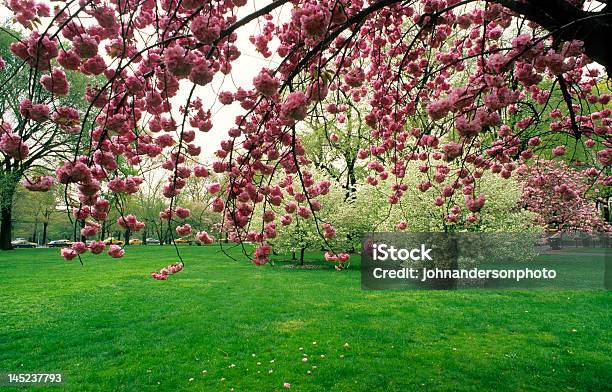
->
129, 238, 143, 245
103, 237, 125, 246
173, 237, 192, 244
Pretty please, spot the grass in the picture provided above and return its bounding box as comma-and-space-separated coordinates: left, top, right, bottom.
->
0, 246, 610, 391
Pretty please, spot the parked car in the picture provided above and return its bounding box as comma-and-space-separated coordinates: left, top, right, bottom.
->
173, 237, 191, 244
103, 237, 125, 246
145, 238, 160, 245
129, 238, 143, 245
47, 239, 73, 247
12, 239, 37, 248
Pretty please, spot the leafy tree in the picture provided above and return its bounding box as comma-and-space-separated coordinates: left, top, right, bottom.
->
0, 27, 91, 249
268, 163, 538, 264
12, 183, 60, 244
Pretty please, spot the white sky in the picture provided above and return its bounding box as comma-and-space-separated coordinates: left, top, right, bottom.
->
175, 0, 287, 159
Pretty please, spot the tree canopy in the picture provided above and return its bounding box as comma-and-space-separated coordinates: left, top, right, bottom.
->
1, 0, 610, 272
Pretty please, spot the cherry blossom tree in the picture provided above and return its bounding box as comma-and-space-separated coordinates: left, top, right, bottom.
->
517, 160, 611, 232
2, 0, 611, 274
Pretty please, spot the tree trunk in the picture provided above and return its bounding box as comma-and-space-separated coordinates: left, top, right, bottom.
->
602, 198, 610, 224
124, 229, 131, 245
0, 206, 13, 250
100, 220, 106, 240
42, 222, 48, 245
79, 220, 86, 242
300, 247, 305, 266
430, 234, 459, 289
0, 167, 17, 251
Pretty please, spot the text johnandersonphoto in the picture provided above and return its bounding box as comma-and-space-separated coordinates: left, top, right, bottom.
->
361, 233, 610, 290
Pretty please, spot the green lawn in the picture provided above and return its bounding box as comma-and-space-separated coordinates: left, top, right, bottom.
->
0, 246, 610, 391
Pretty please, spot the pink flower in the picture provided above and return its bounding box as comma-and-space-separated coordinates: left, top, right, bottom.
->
151, 262, 184, 280
597, 149, 612, 166
324, 252, 338, 262
89, 240, 105, 254
9, 32, 58, 70
117, 214, 145, 232
108, 244, 125, 258
52, 106, 80, 133
176, 223, 192, 236
22, 175, 53, 192
71, 242, 88, 254
207, 183, 221, 194
280, 92, 308, 121
191, 15, 221, 44
344, 67, 365, 87
297, 206, 311, 219
19, 99, 50, 121
189, 58, 215, 85
527, 136, 540, 147
442, 141, 463, 161
306, 78, 329, 101
72, 34, 98, 59
61, 248, 78, 261
0, 131, 29, 160
465, 194, 486, 212
280, 214, 292, 226
283, 382, 291, 389
196, 231, 215, 244
175, 206, 190, 219
81, 55, 106, 75
218, 91, 234, 104
40, 68, 69, 96
57, 50, 81, 70
151, 272, 168, 280
194, 166, 209, 177
253, 244, 271, 265
81, 221, 101, 237
211, 197, 225, 212
253, 69, 279, 97
552, 145, 566, 156
322, 223, 336, 238
338, 253, 350, 263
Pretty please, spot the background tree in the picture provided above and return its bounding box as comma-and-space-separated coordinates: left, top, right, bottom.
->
268, 163, 538, 264
12, 183, 60, 244
0, 27, 90, 249
517, 160, 611, 232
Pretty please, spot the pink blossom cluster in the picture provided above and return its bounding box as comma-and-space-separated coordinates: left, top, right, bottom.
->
151, 262, 184, 280
0, 126, 29, 160
60, 240, 107, 260
10, 32, 57, 70
117, 215, 145, 232
196, 231, 215, 244
40, 68, 70, 96
22, 176, 54, 192
19, 100, 50, 121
